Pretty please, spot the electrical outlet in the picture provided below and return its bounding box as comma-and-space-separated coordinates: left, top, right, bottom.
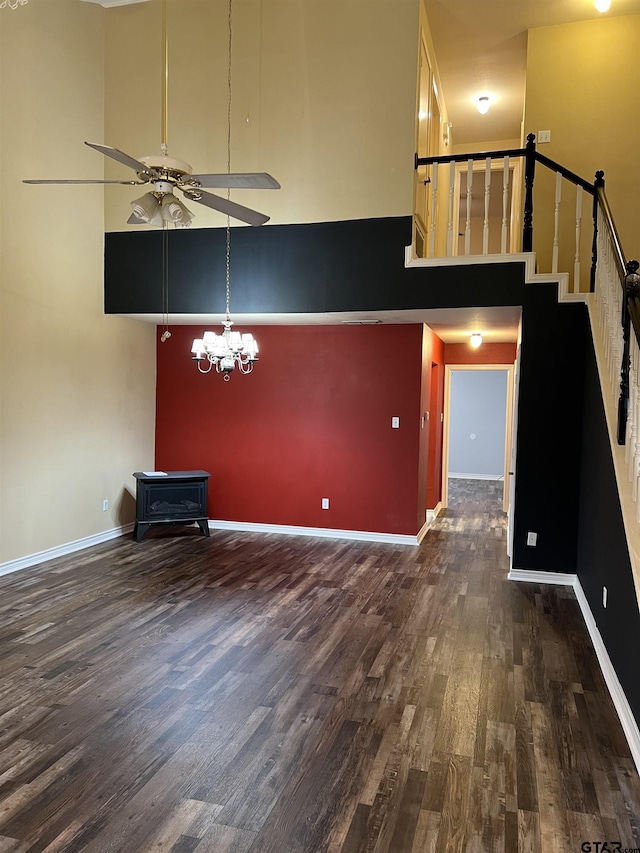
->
102, 499, 109, 512
537, 130, 551, 143
321, 498, 329, 510
527, 531, 537, 546
392, 417, 400, 428
602, 586, 608, 608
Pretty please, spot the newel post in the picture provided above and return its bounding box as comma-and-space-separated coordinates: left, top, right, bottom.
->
522, 133, 536, 252
591, 170, 605, 293
618, 260, 640, 445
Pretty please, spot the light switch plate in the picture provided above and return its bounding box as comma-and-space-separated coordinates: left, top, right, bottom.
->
392, 417, 400, 428
537, 130, 551, 143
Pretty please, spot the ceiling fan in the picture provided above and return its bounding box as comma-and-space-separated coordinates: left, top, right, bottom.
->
24, 142, 280, 227
23, 0, 279, 227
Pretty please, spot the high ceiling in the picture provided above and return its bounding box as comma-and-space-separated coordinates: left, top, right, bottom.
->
424, 0, 640, 144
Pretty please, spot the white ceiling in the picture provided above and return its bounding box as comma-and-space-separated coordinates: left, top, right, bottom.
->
425, 0, 640, 144
121, 306, 522, 343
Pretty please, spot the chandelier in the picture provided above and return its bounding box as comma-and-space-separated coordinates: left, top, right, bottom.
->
190, 0, 259, 381
0, 0, 28, 7
191, 228, 259, 379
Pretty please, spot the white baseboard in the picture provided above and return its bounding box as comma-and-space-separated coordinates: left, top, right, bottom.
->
208, 519, 420, 546
0, 523, 135, 578
507, 568, 578, 587
449, 473, 503, 481
508, 568, 640, 775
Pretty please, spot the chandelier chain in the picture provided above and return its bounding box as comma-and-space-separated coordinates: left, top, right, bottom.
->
189, 0, 259, 378
225, 0, 233, 322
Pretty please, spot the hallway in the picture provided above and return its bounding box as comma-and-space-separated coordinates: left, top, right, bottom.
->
0, 481, 638, 851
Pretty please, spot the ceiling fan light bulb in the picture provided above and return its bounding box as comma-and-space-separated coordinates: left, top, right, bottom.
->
161, 193, 194, 225
130, 191, 160, 222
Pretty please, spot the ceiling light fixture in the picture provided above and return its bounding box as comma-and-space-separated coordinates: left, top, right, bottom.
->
470, 333, 483, 348
476, 96, 490, 115
190, 0, 259, 380
594, 0, 611, 11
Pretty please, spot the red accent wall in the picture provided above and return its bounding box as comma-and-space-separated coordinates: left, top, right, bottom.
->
445, 342, 516, 364
155, 324, 425, 536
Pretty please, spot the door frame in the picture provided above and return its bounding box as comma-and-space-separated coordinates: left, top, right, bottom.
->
442, 363, 515, 513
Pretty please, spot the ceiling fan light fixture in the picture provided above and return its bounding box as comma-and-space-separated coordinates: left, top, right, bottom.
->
130, 191, 161, 222
160, 192, 193, 226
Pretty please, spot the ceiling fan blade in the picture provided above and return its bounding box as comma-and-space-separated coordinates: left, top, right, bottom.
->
23, 179, 143, 185
183, 188, 269, 226
84, 142, 160, 178
187, 172, 281, 190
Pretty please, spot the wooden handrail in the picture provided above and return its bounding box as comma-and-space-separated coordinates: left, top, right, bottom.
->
415, 148, 525, 168
596, 182, 627, 280
533, 152, 595, 194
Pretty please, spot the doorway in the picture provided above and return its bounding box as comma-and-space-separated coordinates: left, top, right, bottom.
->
442, 364, 515, 514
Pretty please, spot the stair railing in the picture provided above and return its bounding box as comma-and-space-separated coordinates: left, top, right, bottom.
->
414, 133, 596, 292
415, 136, 639, 508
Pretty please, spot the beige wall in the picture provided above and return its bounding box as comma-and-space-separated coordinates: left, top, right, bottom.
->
103, 0, 420, 232
524, 16, 640, 278
0, 2, 156, 564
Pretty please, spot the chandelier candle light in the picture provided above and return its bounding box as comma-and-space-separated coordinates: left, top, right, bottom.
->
190, 0, 259, 380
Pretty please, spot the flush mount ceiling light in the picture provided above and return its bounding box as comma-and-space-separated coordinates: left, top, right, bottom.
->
470, 333, 483, 348
594, 0, 611, 10
476, 96, 491, 115
80, 0, 150, 7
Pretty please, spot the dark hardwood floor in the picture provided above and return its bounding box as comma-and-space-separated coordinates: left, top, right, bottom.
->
0, 479, 638, 852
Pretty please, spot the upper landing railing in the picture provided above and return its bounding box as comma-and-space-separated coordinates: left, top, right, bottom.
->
414, 133, 600, 289
415, 133, 640, 515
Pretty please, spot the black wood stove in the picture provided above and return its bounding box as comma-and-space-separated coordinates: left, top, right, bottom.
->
133, 471, 211, 542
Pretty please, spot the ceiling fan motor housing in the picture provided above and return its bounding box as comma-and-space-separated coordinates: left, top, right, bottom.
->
139, 154, 192, 174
